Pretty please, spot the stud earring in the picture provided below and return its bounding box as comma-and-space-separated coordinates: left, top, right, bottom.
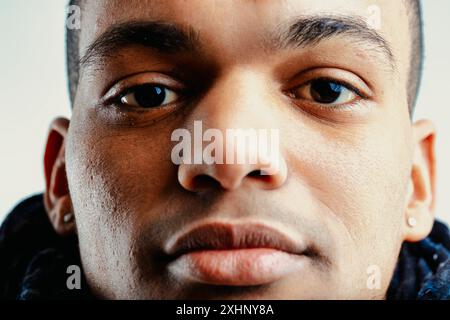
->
63, 212, 74, 223
407, 216, 417, 228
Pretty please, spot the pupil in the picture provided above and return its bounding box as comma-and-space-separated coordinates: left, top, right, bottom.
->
133, 84, 166, 108
310, 80, 342, 103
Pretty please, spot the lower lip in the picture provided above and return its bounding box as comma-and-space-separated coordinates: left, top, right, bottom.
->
167, 248, 307, 286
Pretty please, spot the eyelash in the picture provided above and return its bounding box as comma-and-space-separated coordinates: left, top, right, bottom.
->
287, 77, 369, 111
312, 77, 368, 99
311, 98, 363, 113
106, 85, 183, 110
104, 76, 369, 114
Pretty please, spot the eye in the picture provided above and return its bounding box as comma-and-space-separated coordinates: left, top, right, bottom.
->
120, 84, 179, 109
292, 79, 359, 105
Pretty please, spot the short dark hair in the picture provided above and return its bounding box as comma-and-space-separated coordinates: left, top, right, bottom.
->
405, 0, 424, 115
66, 0, 424, 115
66, 0, 81, 105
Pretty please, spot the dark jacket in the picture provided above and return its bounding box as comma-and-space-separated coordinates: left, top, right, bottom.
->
1, 194, 449, 299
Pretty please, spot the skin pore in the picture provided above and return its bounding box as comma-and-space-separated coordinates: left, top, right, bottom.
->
44, 0, 436, 299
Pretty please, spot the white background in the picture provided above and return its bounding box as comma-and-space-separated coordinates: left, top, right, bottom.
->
0, 0, 449, 224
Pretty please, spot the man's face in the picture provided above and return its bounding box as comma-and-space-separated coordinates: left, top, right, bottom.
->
65, 0, 418, 299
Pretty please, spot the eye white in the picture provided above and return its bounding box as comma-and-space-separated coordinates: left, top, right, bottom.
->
294, 82, 357, 105
120, 86, 179, 107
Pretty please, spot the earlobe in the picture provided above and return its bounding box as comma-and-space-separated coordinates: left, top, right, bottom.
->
403, 119, 437, 242
43, 117, 76, 236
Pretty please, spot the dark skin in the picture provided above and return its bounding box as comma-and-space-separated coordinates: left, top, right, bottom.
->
44, 0, 435, 299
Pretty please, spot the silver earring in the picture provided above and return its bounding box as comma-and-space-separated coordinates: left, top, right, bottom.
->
407, 216, 417, 228
63, 212, 74, 223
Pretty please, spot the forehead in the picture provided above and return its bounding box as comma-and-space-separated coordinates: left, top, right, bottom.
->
79, 0, 411, 76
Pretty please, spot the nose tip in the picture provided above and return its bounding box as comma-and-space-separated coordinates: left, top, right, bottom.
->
178, 156, 287, 192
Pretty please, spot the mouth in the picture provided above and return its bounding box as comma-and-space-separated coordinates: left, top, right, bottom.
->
164, 221, 310, 286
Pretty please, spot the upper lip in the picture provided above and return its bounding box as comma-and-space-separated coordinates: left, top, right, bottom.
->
164, 221, 306, 258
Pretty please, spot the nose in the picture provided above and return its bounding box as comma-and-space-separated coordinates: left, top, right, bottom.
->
176, 68, 288, 192
178, 150, 287, 192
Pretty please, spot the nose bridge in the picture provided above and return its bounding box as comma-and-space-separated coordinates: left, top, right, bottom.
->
191, 67, 275, 131
177, 67, 287, 192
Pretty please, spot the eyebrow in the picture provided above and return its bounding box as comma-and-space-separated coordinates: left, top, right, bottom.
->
80, 15, 395, 71
275, 15, 395, 70
80, 21, 200, 67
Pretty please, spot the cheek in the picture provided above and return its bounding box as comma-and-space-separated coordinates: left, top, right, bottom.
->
284, 119, 411, 286
66, 117, 178, 223
289, 131, 408, 225
65, 115, 179, 292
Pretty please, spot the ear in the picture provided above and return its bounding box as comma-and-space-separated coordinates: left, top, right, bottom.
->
43, 117, 75, 236
403, 119, 437, 242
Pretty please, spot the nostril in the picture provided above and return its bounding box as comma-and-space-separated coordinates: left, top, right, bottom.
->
248, 170, 262, 177
192, 174, 221, 190
247, 169, 274, 184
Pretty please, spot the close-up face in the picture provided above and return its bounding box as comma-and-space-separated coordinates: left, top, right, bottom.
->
48, 0, 436, 299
